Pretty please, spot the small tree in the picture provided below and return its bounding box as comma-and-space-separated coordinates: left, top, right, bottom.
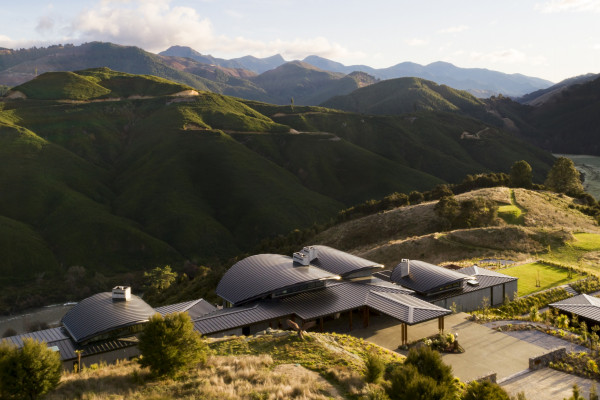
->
408, 191, 424, 205
510, 160, 533, 189
0, 338, 62, 400
434, 195, 460, 230
544, 157, 584, 195
464, 380, 511, 400
138, 312, 207, 378
144, 265, 177, 294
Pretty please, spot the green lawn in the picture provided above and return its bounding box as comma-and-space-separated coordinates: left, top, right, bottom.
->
502, 261, 583, 296
498, 204, 524, 225
539, 233, 600, 274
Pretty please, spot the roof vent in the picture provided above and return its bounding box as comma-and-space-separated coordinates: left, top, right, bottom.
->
399, 259, 410, 278
112, 286, 131, 301
293, 252, 310, 265
467, 279, 479, 286
292, 246, 319, 265
302, 246, 318, 261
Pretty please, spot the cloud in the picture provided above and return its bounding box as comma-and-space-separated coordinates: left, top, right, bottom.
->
71, 0, 214, 51
36, 16, 56, 35
404, 38, 428, 46
469, 48, 546, 66
536, 0, 600, 13
438, 25, 469, 34
66, 0, 362, 60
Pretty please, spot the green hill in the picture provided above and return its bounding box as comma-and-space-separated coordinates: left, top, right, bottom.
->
487, 76, 600, 156
0, 68, 556, 311
321, 77, 497, 123
12, 68, 194, 100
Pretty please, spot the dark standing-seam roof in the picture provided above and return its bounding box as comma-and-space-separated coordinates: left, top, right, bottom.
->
3, 327, 137, 361
390, 260, 468, 294
550, 294, 600, 323
216, 254, 340, 306
309, 245, 384, 277
154, 298, 216, 319
194, 280, 446, 335
61, 292, 156, 343
366, 291, 450, 325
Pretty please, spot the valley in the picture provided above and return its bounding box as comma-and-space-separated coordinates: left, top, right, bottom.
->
559, 154, 600, 199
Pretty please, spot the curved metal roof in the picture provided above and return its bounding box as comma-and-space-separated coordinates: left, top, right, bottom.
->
390, 259, 468, 294
216, 254, 340, 306
309, 245, 383, 277
61, 292, 156, 343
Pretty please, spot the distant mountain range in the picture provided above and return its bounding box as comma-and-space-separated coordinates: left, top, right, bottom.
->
0, 42, 554, 102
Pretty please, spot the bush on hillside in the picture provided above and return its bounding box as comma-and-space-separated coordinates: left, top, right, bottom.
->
138, 312, 207, 377
434, 195, 497, 230
0, 338, 62, 400
364, 350, 386, 383
387, 364, 455, 400
404, 346, 454, 386
463, 380, 511, 400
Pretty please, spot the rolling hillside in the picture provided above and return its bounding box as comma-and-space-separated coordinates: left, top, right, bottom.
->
488, 76, 600, 156
321, 77, 496, 123
0, 68, 556, 311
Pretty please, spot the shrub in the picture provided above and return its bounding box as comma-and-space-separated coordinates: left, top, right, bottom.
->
0, 338, 62, 400
463, 380, 511, 400
364, 350, 386, 384
404, 346, 454, 386
387, 364, 454, 400
510, 160, 533, 189
138, 312, 207, 378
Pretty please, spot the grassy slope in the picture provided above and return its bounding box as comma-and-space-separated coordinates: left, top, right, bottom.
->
321, 77, 496, 123
248, 104, 555, 183
47, 331, 403, 400
313, 187, 600, 270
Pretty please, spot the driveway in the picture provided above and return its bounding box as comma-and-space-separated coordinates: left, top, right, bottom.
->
348, 313, 549, 382
501, 368, 597, 400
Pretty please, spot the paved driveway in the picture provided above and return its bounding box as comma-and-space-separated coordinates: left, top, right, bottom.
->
348, 313, 548, 382
501, 368, 597, 400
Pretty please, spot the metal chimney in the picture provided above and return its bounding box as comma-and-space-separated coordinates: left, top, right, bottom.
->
112, 286, 131, 301
399, 259, 410, 278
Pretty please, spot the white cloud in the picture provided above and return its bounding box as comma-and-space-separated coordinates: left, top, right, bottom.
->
536, 0, 600, 13
470, 48, 546, 66
404, 38, 428, 46
36, 16, 56, 35
438, 25, 469, 34
66, 0, 362, 60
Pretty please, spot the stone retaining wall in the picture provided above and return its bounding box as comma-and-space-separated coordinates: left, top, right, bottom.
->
529, 347, 567, 370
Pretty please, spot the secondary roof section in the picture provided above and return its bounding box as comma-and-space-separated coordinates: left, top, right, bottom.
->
309, 245, 384, 277
216, 254, 340, 306
390, 259, 469, 295
550, 294, 600, 324
61, 292, 156, 344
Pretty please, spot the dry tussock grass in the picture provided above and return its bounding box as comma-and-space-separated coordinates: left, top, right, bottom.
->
514, 189, 600, 232
47, 355, 342, 400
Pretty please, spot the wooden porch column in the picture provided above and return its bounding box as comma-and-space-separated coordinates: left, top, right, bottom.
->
400, 323, 408, 346
349, 309, 353, 331
363, 307, 370, 328
319, 317, 324, 332
438, 316, 445, 334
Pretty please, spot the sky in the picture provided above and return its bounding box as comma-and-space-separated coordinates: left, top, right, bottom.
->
1, 0, 599, 83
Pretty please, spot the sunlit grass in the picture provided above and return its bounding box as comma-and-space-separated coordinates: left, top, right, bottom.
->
502, 261, 583, 296
538, 233, 600, 275
498, 204, 524, 225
